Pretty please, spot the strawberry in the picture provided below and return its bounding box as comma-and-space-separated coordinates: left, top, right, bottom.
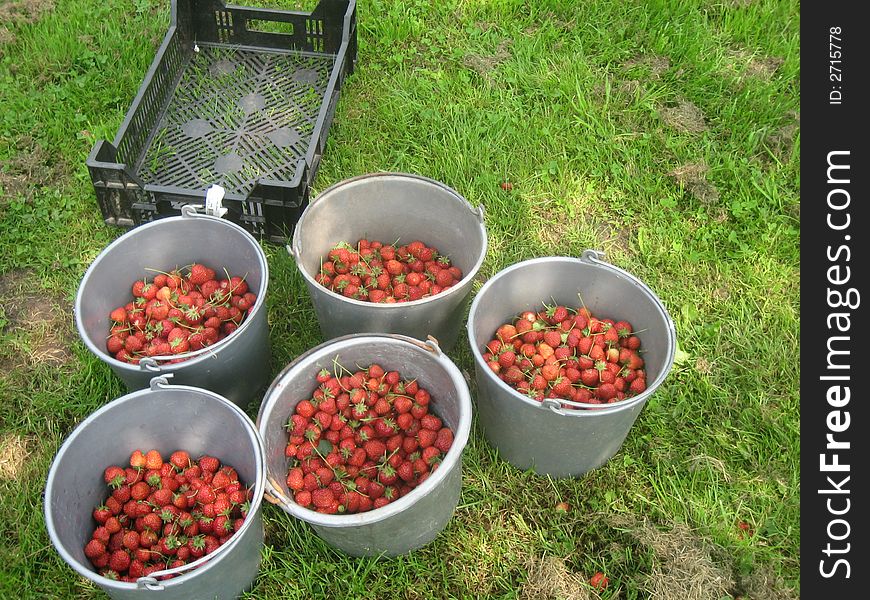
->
629, 377, 647, 394
104, 466, 126, 489
397, 461, 415, 483
144, 449, 163, 470
589, 572, 609, 590
107, 549, 131, 573
188, 263, 212, 286
497, 350, 516, 369
363, 439, 387, 461
542, 330, 562, 348
596, 383, 617, 401
169, 450, 190, 470
434, 428, 454, 453
198, 455, 221, 473
311, 488, 335, 509
84, 539, 106, 560
418, 429, 437, 449
287, 467, 304, 491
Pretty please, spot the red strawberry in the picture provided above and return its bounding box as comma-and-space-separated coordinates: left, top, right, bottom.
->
311, 488, 335, 509
363, 440, 386, 461
418, 429, 437, 448
188, 264, 211, 286
198, 455, 221, 473
542, 330, 562, 348
84, 539, 106, 560
287, 467, 304, 491
434, 428, 454, 453
108, 549, 131, 573
169, 450, 190, 470
104, 466, 126, 489
579, 368, 599, 387
629, 377, 647, 394
397, 461, 415, 483
93, 505, 111, 524
596, 383, 617, 401
420, 414, 442, 431
589, 572, 609, 590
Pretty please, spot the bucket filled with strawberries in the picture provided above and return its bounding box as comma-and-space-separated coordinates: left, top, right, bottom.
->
288, 172, 487, 352
466, 251, 677, 478
44, 377, 266, 600
256, 333, 472, 557
74, 206, 271, 408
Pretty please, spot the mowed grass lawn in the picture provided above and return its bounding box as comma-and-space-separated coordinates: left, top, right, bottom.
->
0, 0, 799, 598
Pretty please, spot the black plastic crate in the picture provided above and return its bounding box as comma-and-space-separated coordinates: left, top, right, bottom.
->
87, 0, 357, 243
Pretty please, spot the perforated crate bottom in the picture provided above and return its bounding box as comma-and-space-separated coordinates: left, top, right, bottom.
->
137, 45, 332, 197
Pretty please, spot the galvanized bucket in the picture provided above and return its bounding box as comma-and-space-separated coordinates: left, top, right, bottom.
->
466, 251, 677, 478
287, 172, 487, 352
74, 206, 271, 409
256, 333, 472, 557
44, 377, 266, 600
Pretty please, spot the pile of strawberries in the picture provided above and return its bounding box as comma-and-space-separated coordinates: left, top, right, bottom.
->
106, 263, 256, 364
483, 303, 647, 406
314, 239, 463, 302
84, 449, 252, 582
285, 362, 455, 514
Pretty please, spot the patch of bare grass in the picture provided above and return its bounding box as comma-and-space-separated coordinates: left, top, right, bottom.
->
464, 39, 512, 80
606, 515, 733, 600
667, 162, 720, 204
660, 100, 708, 134
0, 270, 72, 368
623, 54, 671, 79
520, 555, 596, 600
0, 136, 69, 202
0, 0, 54, 47
0, 433, 30, 479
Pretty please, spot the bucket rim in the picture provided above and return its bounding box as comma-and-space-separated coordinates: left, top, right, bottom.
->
256, 332, 472, 528
467, 254, 677, 415
44, 381, 267, 589
73, 212, 270, 372
289, 171, 488, 309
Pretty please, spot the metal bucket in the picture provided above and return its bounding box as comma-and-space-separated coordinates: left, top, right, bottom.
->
74, 206, 271, 409
256, 333, 472, 557
288, 172, 487, 352
44, 377, 267, 600
466, 251, 677, 478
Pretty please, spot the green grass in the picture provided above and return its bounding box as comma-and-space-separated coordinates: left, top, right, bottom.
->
0, 0, 799, 598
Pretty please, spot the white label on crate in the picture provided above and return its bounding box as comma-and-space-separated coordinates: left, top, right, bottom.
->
204, 184, 228, 218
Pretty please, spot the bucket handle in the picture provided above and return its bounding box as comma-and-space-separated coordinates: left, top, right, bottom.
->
134, 551, 215, 590
403, 334, 442, 356
136, 338, 225, 370
264, 475, 293, 506
580, 248, 605, 263
472, 203, 485, 223
540, 397, 613, 414
287, 236, 302, 261
149, 374, 173, 390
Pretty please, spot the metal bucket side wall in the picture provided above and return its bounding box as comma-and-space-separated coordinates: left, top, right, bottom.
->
258, 334, 471, 556
468, 256, 675, 477
44, 385, 265, 600
474, 367, 645, 477
110, 308, 271, 410
312, 459, 462, 556
303, 278, 473, 351
74, 213, 271, 408
292, 173, 487, 351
